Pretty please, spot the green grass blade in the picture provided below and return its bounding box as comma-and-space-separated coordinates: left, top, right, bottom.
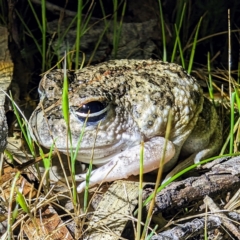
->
207, 52, 214, 100
27, 0, 42, 32
112, 0, 118, 58
10, 93, 35, 156
175, 0, 186, 29
136, 140, 144, 240
146, 225, 158, 240
62, 60, 69, 126
141, 111, 172, 239
112, 0, 126, 58
11, 204, 19, 225
61, 56, 79, 205
229, 92, 235, 154
16, 189, 30, 214
88, 20, 110, 65
56, 15, 77, 65
7, 171, 20, 240
99, 0, 108, 26
83, 121, 101, 212
83, 161, 92, 212
187, 17, 202, 73
238, 62, 240, 84
158, 0, 167, 61
173, 24, 185, 68
171, 3, 186, 63
0, 0, 7, 24
15, 10, 42, 56
75, 0, 83, 69
41, 0, 47, 71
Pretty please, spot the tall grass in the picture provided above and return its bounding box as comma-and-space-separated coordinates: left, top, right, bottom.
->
41, 0, 46, 71
187, 17, 202, 73
112, 0, 126, 58
136, 140, 144, 240
0, 0, 7, 24
18, 0, 95, 70
158, 0, 203, 73
75, 0, 83, 69
158, 0, 167, 62
171, 2, 186, 67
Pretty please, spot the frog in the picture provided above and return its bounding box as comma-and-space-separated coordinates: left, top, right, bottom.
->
29, 59, 222, 193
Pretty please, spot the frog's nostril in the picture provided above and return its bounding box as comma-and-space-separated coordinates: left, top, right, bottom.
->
75, 101, 109, 122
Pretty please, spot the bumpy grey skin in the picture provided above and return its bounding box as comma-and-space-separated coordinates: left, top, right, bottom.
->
29, 59, 222, 192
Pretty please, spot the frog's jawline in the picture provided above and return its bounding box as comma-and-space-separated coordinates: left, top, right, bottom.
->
57, 138, 141, 166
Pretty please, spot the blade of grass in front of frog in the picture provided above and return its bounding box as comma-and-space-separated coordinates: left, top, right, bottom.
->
71, 113, 88, 202
11, 203, 19, 226
140, 110, 172, 239
171, 2, 186, 64
187, 16, 202, 74
72, 115, 88, 161
158, 0, 167, 62
136, 140, 144, 240
38, 142, 55, 192
62, 56, 80, 205
83, 121, 101, 212
7, 171, 20, 239
62, 55, 70, 126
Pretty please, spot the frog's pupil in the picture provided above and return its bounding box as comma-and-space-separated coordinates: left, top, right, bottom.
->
76, 101, 107, 122
80, 101, 105, 114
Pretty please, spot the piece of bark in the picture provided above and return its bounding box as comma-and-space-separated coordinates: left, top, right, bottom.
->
150, 216, 222, 240
145, 156, 240, 213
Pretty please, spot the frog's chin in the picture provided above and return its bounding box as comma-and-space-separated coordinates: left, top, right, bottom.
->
59, 138, 142, 166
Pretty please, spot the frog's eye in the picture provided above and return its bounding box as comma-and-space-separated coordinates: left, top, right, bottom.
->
75, 101, 109, 122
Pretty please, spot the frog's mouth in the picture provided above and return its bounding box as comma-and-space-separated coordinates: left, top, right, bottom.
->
58, 137, 141, 166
